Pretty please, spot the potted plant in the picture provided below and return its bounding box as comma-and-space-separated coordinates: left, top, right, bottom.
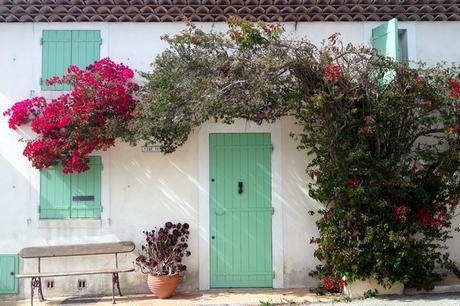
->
136, 222, 191, 299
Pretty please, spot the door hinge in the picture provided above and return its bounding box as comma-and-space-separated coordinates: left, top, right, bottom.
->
101, 205, 103, 212
272, 207, 275, 215
271, 144, 274, 152
40, 37, 43, 45
272, 270, 276, 279
39, 77, 43, 86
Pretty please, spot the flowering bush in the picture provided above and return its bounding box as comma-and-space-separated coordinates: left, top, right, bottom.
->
310, 265, 345, 294
129, 18, 460, 289
3, 58, 138, 173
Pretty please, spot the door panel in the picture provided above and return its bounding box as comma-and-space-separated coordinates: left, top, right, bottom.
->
210, 133, 272, 288
0, 254, 18, 294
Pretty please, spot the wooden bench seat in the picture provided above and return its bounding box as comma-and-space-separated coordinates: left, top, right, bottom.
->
18, 241, 135, 306
16, 267, 134, 278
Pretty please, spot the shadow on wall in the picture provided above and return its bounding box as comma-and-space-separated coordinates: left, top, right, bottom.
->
106, 139, 199, 291
279, 117, 322, 288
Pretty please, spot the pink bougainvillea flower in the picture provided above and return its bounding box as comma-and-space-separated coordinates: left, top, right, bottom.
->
3, 96, 46, 129
364, 115, 375, 122
122, 68, 134, 79
323, 62, 341, 81
416, 75, 425, 82
265, 23, 276, 32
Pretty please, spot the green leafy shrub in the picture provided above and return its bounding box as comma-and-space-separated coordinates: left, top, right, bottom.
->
129, 18, 460, 289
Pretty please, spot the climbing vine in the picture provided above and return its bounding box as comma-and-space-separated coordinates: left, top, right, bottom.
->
129, 19, 460, 289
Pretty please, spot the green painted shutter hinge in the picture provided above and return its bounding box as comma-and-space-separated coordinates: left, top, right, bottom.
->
272, 207, 275, 215
39, 77, 43, 86
101, 205, 103, 212
271, 144, 274, 152
272, 271, 276, 279
40, 37, 43, 45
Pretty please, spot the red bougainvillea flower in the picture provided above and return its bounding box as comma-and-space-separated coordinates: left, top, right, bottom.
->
339, 279, 346, 289
450, 79, 460, 98
3, 96, 46, 129
122, 68, 134, 79
446, 123, 459, 135
364, 115, 375, 122
321, 277, 336, 291
415, 208, 448, 228
411, 162, 418, 173
394, 204, 408, 222
323, 62, 341, 81
3, 58, 138, 173
347, 178, 359, 186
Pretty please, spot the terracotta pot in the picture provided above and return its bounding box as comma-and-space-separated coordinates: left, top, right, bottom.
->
147, 273, 180, 299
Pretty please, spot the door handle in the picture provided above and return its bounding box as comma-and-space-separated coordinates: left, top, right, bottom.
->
238, 181, 243, 194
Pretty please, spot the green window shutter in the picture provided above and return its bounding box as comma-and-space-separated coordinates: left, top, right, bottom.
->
70, 156, 102, 218
40, 164, 71, 219
0, 254, 19, 295
372, 18, 399, 60
71, 30, 101, 71
41, 30, 72, 91
41, 30, 101, 91
39, 156, 102, 219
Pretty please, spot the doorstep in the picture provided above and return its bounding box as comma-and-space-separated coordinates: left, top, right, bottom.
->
0, 289, 337, 306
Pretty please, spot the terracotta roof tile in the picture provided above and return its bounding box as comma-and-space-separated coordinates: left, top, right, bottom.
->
1, 1, 459, 22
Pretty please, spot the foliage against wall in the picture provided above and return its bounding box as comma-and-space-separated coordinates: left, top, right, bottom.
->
128, 19, 460, 288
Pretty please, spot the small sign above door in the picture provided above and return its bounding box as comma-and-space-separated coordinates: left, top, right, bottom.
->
141, 146, 162, 153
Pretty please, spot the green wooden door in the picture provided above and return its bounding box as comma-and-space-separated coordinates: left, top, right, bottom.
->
0, 255, 19, 294
210, 133, 273, 288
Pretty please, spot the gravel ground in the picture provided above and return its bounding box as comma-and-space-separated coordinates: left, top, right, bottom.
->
310, 293, 460, 306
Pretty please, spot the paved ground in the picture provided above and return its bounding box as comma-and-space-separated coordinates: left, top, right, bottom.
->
1, 290, 459, 306
317, 293, 460, 306
0, 289, 335, 305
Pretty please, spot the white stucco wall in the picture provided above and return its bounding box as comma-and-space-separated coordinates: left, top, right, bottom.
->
0, 21, 459, 299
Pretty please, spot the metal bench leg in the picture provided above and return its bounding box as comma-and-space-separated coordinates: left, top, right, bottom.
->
31, 277, 45, 305
38, 277, 45, 302
31, 276, 45, 304
111, 273, 119, 304
115, 273, 123, 297
30, 277, 35, 306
